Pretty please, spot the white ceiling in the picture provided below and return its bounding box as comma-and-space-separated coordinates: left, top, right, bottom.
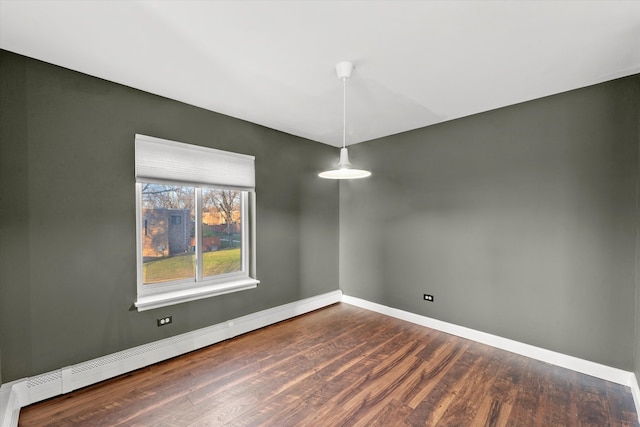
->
1, 1, 639, 147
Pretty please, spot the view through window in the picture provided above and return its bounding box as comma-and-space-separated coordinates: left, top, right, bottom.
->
141, 183, 243, 285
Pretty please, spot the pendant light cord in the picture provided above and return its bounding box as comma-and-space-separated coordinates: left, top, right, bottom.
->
342, 76, 347, 149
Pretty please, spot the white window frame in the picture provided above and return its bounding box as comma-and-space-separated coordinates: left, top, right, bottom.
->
134, 134, 258, 311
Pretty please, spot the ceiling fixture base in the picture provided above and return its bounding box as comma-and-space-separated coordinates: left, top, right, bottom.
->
335, 61, 354, 80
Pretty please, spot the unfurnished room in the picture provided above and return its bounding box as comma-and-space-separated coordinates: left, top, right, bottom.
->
1, 1, 640, 426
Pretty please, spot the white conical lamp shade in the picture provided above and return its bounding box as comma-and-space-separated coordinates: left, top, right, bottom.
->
318, 148, 371, 179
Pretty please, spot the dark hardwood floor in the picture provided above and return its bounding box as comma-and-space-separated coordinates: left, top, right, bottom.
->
18, 303, 638, 426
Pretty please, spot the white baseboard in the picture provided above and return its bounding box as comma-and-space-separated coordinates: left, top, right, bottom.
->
342, 294, 637, 388
0, 290, 342, 427
0, 381, 22, 427
631, 373, 640, 421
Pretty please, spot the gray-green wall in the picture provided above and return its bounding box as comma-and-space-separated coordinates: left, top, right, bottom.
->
1, 47, 639, 384
341, 75, 640, 371
0, 50, 340, 382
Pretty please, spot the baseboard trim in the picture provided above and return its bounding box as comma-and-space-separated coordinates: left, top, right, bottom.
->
0, 290, 342, 427
631, 373, 640, 422
0, 381, 22, 427
342, 294, 636, 387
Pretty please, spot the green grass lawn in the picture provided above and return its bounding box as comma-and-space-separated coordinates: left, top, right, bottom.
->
202, 248, 242, 277
143, 248, 241, 284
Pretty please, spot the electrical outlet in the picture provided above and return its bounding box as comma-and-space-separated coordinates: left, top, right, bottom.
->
423, 294, 434, 302
157, 316, 172, 326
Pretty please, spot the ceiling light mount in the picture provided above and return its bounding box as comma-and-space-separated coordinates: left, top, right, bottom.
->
335, 61, 354, 80
319, 61, 371, 180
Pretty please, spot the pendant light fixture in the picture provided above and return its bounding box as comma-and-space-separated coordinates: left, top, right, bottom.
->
319, 61, 371, 180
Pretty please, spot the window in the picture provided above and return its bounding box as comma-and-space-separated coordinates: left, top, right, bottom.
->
134, 134, 258, 311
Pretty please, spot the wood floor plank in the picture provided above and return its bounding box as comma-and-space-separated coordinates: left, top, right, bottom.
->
435, 342, 503, 426
368, 398, 413, 426
606, 381, 639, 427
506, 358, 545, 425
539, 364, 576, 426
405, 338, 470, 409
18, 303, 639, 427
405, 346, 484, 426
471, 396, 511, 427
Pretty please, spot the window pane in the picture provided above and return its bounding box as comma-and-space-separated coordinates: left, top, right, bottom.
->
201, 188, 242, 277
141, 184, 195, 284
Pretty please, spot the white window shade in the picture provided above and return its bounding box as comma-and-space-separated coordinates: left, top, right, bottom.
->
135, 134, 255, 191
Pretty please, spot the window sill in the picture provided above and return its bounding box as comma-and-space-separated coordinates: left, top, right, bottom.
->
135, 277, 259, 312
